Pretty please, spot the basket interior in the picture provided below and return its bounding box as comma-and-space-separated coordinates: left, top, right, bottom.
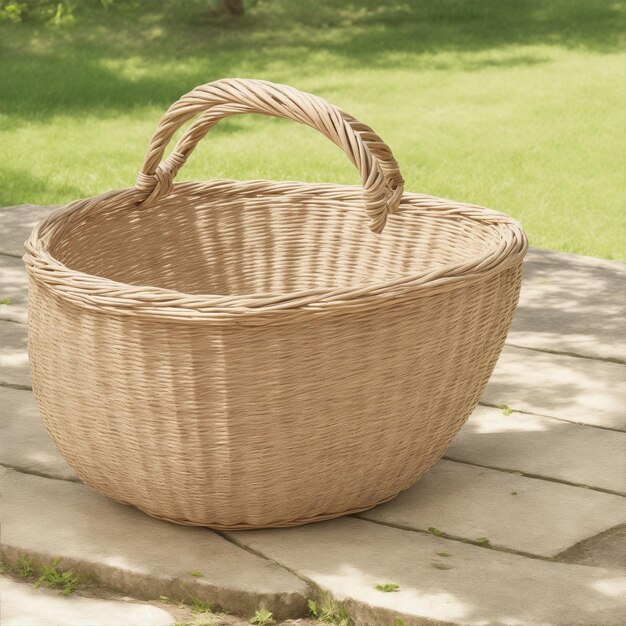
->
49, 184, 502, 297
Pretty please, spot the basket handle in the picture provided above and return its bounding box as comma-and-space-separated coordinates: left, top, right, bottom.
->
134, 78, 404, 233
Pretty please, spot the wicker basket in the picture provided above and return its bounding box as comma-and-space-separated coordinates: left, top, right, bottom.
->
24, 79, 527, 529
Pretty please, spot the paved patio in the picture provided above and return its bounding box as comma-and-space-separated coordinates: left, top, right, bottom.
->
1, 204, 625, 626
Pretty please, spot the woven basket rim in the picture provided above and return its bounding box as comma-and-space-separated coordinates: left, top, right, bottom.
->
23, 180, 527, 324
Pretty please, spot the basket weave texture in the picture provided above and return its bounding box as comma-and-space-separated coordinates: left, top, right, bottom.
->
24, 79, 527, 529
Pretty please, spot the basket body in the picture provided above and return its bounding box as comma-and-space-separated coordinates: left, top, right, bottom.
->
26, 181, 525, 529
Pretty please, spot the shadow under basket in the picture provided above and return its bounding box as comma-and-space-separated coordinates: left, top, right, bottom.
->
23, 79, 527, 529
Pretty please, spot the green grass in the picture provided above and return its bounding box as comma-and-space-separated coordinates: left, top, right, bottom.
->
308, 597, 354, 626
34, 557, 83, 595
250, 607, 274, 625
1, 0, 624, 259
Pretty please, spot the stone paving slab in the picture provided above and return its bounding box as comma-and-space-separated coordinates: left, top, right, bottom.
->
0, 204, 58, 258
0, 255, 28, 323
0, 576, 175, 626
510, 248, 626, 363
0, 320, 30, 388
0, 387, 77, 481
229, 517, 626, 626
485, 345, 626, 430
358, 459, 626, 557
0, 468, 309, 620
447, 405, 626, 494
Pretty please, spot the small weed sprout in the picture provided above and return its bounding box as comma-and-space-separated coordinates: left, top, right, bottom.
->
189, 569, 204, 577
476, 537, 490, 545
0, 297, 11, 305
160, 595, 215, 617
34, 558, 82, 595
436, 551, 452, 557
394, 619, 406, 626
190, 598, 213, 614
308, 597, 353, 625
16, 554, 34, 577
499, 404, 513, 416
250, 607, 274, 625
427, 527, 443, 536
374, 583, 400, 593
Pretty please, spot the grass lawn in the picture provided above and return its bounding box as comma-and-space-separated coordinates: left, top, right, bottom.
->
1, 0, 624, 259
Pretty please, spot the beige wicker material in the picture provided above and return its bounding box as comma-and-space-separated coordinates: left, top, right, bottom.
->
23, 79, 528, 529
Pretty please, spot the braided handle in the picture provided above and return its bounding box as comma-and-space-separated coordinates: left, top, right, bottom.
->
135, 78, 404, 233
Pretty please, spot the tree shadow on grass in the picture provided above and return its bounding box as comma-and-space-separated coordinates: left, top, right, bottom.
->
0, 165, 84, 209
314, 0, 626, 59
0, 0, 623, 121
